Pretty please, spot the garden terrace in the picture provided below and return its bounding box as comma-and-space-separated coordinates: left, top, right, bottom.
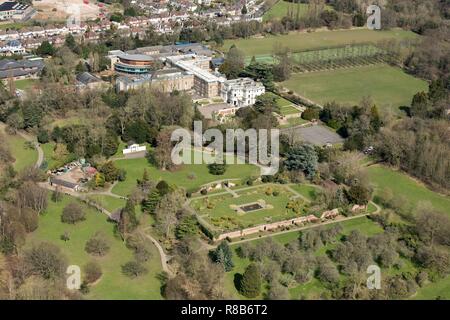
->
112, 149, 259, 196
190, 184, 311, 235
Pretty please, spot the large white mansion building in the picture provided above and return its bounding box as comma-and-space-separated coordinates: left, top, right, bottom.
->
221, 78, 266, 108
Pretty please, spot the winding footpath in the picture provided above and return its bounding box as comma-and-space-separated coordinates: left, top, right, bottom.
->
0, 123, 44, 169
140, 229, 174, 276
16, 129, 44, 169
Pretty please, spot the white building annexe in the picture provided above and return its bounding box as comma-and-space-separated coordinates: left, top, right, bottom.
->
221, 78, 265, 108
123, 144, 147, 155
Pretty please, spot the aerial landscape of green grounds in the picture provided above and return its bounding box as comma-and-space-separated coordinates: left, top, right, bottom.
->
112, 152, 259, 196
0, 0, 449, 304
192, 185, 303, 231
225, 216, 384, 299
263, 1, 313, 22
0, 125, 37, 172
368, 165, 450, 216
281, 64, 428, 110
26, 195, 163, 300
222, 29, 417, 57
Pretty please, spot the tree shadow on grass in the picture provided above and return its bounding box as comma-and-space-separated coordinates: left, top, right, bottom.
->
234, 273, 243, 292
399, 106, 411, 116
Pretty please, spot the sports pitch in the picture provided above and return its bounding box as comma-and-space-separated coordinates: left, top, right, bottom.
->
222, 29, 417, 57
281, 64, 428, 110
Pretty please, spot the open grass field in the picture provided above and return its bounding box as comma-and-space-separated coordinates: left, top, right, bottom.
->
279, 116, 309, 128
279, 105, 301, 115
7, 135, 37, 172
367, 165, 450, 217
87, 195, 126, 214
222, 29, 417, 57
414, 276, 450, 300
41, 142, 57, 169
25, 195, 163, 299
290, 184, 320, 201
281, 65, 428, 110
267, 92, 291, 108
191, 185, 303, 232
41, 142, 76, 170
245, 44, 383, 65
265, 92, 301, 116
0, 125, 37, 172
14, 79, 38, 91
263, 2, 314, 22
112, 151, 259, 196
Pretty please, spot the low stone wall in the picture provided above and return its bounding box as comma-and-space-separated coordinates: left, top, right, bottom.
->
215, 214, 320, 241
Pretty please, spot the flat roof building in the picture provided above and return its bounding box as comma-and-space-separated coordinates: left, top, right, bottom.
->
0, 1, 36, 21
166, 54, 225, 98
0, 58, 44, 80
76, 72, 106, 90
116, 68, 194, 93
114, 54, 155, 75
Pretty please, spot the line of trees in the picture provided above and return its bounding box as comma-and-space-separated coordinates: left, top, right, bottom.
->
232, 204, 450, 299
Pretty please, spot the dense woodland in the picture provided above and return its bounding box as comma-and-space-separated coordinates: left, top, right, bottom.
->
0, 0, 449, 300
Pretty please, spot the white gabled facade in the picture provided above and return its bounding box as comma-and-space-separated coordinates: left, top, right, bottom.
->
221, 77, 265, 108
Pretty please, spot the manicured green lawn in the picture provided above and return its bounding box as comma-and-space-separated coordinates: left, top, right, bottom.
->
279, 105, 300, 115
26, 195, 163, 300
41, 142, 76, 170
414, 276, 450, 300
368, 165, 450, 216
246, 43, 382, 65
111, 140, 128, 159
112, 151, 259, 196
290, 184, 320, 201
266, 92, 292, 108
192, 185, 301, 231
265, 92, 302, 117
41, 142, 58, 169
0, 126, 37, 172
279, 117, 309, 128
281, 65, 428, 110
87, 195, 126, 214
289, 278, 327, 299
14, 79, 37, 90
222, 29, 417, 57
337, 216, 383, 236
